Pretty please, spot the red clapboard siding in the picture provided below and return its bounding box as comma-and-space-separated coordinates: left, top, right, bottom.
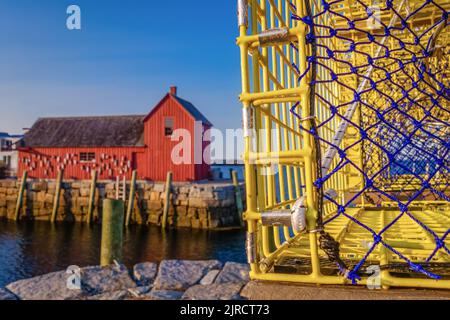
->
141, 94, 211, 182
18, 91, 212, 182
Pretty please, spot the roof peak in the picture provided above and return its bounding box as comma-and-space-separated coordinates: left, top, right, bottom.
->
171, 95, 213, 127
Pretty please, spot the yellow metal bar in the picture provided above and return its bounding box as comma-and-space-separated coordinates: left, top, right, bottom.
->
239, 0, 449, 290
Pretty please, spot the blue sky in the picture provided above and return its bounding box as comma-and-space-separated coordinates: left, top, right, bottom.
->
0, 0, 242, 134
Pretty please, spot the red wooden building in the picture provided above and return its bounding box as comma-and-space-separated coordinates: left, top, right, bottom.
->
18, 87, 213, 181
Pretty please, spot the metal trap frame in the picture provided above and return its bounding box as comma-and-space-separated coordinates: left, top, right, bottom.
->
237, 0, 449, 289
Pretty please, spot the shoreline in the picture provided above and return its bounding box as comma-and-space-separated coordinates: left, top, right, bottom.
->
0, 259, 250, 300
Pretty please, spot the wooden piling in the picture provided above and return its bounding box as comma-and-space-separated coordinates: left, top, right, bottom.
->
162, 171, 173, 229
115, 176, 120, 199
51, 170, 64, 223
232, 170, 244, 227
14, 170, 28, 221
122, 177, 126, 201
125, 170, 137, 226
100, 199, 124, 266
87, 170, 98, 225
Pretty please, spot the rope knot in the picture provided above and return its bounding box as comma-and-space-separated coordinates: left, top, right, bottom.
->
410, 263, 424, 274
347, 271, 361, 285
306, 33, 315, 44
373, 234, 382, 245
444, 141, 450, 150
359, 128, 367, 139
330, 105, 337, 115
314, 178, 323, 189
399, 204, 408, 213
387, 153, 395, 163
436, 239, 445, 250
385, 71, 391, 80
327, 48, 334, 58
349, 43, 356, 52
301, 15, 313, 25
413, 119, 422, 129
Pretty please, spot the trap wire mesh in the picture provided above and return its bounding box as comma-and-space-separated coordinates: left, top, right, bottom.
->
289, 0, 449, 282
238, 0, 450, 289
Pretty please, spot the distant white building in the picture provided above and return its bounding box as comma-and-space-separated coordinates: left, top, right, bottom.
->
0, 132, 23, 177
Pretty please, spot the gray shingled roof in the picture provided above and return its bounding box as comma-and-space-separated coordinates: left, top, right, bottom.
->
21, 93, 212, 148
21, 115, 145, 148
173, 96, 213, 127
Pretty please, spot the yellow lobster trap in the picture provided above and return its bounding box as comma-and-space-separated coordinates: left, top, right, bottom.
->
237, 0, 450, 289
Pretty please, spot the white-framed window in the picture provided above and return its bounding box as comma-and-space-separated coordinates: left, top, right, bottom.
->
80, 152, 95, 162
3, 156, 11, 166
164, 117, 174, 137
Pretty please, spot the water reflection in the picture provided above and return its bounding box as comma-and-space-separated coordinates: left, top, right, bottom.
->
0, 220, 246, 287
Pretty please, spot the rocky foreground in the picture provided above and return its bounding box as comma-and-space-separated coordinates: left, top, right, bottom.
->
0, 260, 250, 300
3, 260, 449, 301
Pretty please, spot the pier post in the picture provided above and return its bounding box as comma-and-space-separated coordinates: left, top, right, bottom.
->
232, 170, 244, 227
87, 170, 98, 225
51, 170, 64, 223
162, 171, 173, 228
115, 176, 119, 199
125, 170, 137, 226
14, 170, 28, 221
101, 199, 124, 266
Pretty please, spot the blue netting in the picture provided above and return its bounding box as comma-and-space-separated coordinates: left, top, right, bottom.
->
289, 0, 449, 283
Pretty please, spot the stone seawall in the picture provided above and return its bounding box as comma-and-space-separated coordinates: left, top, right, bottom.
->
0, 179, 245, 229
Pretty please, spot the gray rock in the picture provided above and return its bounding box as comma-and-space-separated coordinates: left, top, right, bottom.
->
128, 286, 152, 298
182, 283, 245, 300
6, 264, 136, 300
143, 290, 184, 300
215, 262, 250, 284
0, 288, 18, 300
154, 260, 222, 291
200, 270, 220, 285
85, 290, 130, 300
133, 262, 158, 286
80, 264, 137, 295
7, 270, 83, 300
